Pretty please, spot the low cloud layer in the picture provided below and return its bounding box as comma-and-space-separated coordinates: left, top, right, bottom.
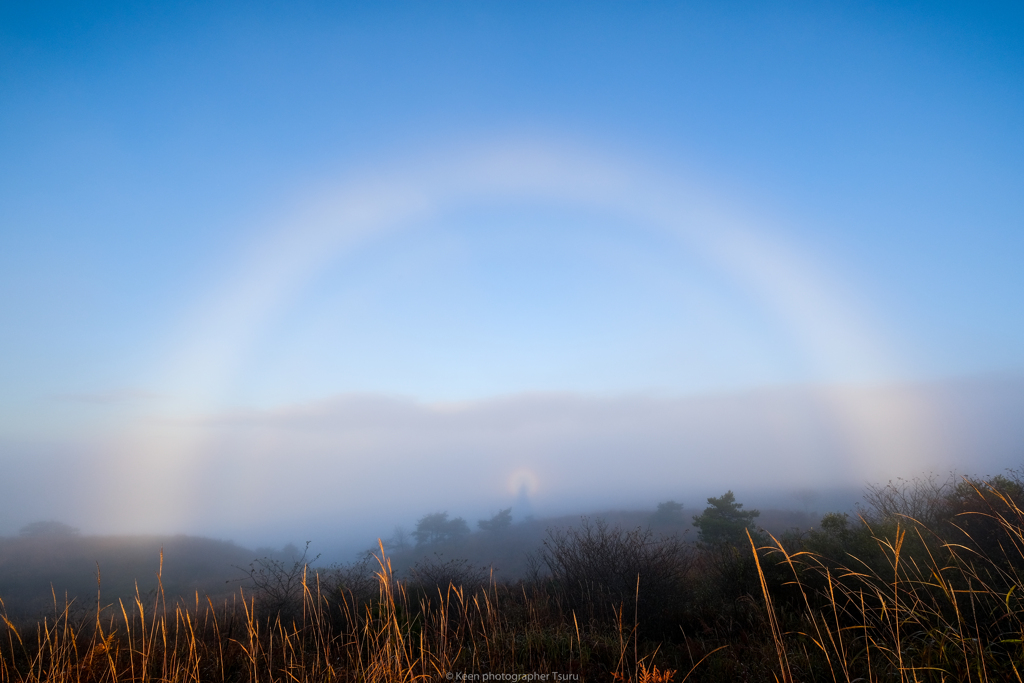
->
2, 376, 1021, 550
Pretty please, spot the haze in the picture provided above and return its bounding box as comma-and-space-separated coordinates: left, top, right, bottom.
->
1, 2, 1022, 553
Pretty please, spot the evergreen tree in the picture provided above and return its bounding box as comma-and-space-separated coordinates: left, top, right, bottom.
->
692, 491, 759, 545
478, 508, 513, 533
413, 512, 471, 546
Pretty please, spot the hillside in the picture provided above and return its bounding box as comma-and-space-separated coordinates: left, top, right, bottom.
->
0, 534, 257, 620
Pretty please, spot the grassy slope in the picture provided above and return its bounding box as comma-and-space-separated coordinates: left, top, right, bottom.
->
0, 535, 256, 620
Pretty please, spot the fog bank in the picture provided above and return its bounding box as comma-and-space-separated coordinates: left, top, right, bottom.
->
1, 375, 1020, 552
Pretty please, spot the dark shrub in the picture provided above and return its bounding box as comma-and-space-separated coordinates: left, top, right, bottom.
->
692, 491, 760, 546
534, 517, 693, 637
242, 542, 319, 622
408, 554, 489, 593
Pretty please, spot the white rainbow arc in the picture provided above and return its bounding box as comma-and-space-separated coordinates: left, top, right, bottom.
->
131, 140, 937, 508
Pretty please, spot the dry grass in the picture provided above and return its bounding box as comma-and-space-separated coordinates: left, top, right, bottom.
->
2, 477, 1024, 682
752, 476, 1024, 682
0, 543, 608, 682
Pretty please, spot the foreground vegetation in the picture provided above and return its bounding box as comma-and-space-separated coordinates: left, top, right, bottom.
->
2, 471, 1024, 681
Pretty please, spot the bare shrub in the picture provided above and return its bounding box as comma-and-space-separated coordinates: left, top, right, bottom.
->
319, 553, 380, 621
535, 517, 693, 635
241, 541, 319, 621
860, 472, 956, 527
324, 555, 378, 600
408, 554, 488, 592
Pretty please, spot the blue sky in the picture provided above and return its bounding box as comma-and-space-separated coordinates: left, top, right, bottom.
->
1, 2, 1022, 543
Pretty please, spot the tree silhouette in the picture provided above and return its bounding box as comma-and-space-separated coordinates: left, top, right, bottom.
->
413, 512, 470, 546
478, 508, 513, 533
692, 491, 759, 545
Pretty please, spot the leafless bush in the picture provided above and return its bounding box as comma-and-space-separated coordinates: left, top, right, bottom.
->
241, 541, 319, 621
860, 473, 957, 527
536, 517, 693, 633
318, 554, 381, 613
408, 554, 489, 592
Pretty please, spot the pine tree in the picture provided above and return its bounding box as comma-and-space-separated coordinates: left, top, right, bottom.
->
692, 491, 759, 545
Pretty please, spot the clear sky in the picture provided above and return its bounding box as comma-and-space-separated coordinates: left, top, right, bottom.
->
2, 2, 1022, 546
